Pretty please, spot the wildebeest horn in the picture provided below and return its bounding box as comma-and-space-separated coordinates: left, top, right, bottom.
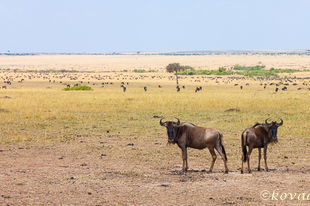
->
160, 117, 166, 126
277, 117, 283, 126
174, 117, 180, 125
265, 118, 271, 125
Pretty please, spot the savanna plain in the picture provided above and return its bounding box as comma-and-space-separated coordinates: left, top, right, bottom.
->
0, 54, 310, 205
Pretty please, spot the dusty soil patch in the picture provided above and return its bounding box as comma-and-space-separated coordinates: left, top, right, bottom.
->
1, 134, 309, 205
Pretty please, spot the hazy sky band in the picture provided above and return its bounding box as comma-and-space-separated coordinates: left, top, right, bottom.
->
0, 0, 309, 53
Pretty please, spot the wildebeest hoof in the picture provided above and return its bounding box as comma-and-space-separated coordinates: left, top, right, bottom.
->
241, 170, 244, 174
224, 170, 228, 174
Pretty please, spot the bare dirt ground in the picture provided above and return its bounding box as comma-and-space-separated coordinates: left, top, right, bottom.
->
1, 133, 309, 206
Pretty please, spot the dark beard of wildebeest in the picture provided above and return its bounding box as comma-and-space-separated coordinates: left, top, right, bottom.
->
241, 117, 283, 174
160, 117, 228, 174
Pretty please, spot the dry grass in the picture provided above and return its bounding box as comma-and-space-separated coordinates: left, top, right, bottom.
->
1, 53, 310, 71
1, 55, 310, 205
1, 78, 309, 144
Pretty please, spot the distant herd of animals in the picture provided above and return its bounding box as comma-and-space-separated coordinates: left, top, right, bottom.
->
160, 117, 283, 174
1, 72, 310, 92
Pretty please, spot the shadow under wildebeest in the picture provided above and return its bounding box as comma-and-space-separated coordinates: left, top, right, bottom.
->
160, 117, 228, 174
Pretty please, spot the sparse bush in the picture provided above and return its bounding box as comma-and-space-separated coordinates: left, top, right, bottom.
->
63, 85, 93, 91
132, 69, 157, 73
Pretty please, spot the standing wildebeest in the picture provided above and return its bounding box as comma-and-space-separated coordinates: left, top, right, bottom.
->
241, 117, 283, 174
195, 86, 202, 92
144, 86, 147, 92
160, 117, 228, 173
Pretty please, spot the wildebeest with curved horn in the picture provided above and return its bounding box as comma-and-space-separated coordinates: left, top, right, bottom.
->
160, 117, 228, 173
241, 117, 283, 174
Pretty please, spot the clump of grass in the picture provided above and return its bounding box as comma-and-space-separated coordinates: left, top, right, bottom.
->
63, 85, 93, 91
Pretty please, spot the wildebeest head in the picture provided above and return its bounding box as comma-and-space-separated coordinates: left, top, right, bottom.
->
160, 117, 180, 143
265, 117, 283, 142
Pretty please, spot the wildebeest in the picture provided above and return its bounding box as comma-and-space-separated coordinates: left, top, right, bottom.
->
241, 117, 283, 174
144, 86, 147, 92
160, 117, 228, 173
282, 86, 287, 91
195, 86, 202, 92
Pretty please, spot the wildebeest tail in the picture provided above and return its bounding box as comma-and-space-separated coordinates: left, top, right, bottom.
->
218, 133, 227, 161
241, 132, 247, 162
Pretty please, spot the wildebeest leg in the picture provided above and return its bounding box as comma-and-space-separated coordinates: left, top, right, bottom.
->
258, 148, 261, 171
215, 145, 228, 173
246, 146, 253, 173
181, 147, 188, 171
208, 147, 217, 172
241, 158, 244, 174
264, 145, 268, 172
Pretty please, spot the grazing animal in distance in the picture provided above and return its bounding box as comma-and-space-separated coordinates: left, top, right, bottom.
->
160, 117, 228, 173
195, 86, 202, 92
144, 86, 147, 92
241, 118, 283, 174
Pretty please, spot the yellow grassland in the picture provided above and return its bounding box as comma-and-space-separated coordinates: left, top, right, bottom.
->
0, 54, 310, 144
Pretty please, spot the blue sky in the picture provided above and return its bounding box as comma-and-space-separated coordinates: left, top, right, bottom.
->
0, 0, 309, 53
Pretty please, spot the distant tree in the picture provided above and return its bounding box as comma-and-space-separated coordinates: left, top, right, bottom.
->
165, 63, 185, 86
218, 67, 226, 73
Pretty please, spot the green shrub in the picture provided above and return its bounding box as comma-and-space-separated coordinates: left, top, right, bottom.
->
63, 85, 93, 91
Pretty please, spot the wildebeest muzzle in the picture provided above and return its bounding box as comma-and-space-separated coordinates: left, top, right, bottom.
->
271, 127, 278, 141
167, 127, 175, 142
